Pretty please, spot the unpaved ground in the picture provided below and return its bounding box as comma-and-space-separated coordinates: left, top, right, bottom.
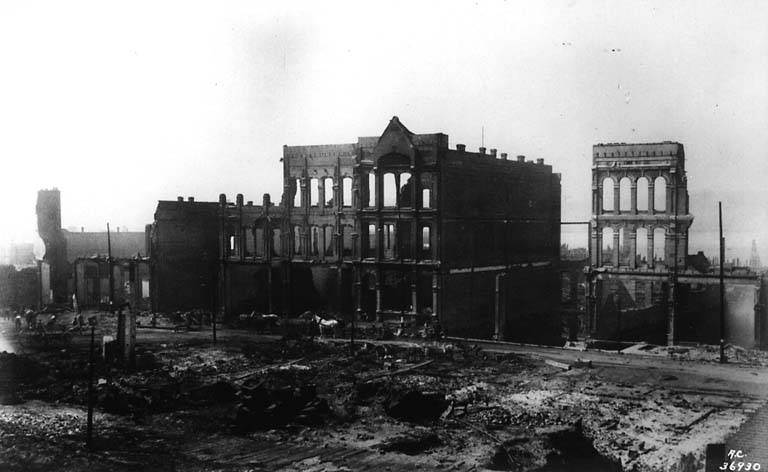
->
1, 315, 767, 472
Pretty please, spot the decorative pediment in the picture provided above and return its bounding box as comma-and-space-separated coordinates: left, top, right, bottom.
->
372, 116, 417, 165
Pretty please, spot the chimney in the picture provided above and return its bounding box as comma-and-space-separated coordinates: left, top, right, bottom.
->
219, 193, 227, 205
490, 149, 497, 157
81, 227, 84, 233
177, 196, 183, 202
517, 155, 526, 163
536, 158, 544, 165
479, 147, 486, 154
236, 194, 244, 207
456, 144, 466, 152
263, 193, 271, 206
246, 201, 253, 206
187, 196, 194, 202
500, 153, 508, 160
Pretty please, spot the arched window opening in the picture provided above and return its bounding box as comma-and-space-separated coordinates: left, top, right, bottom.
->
422, 188, 431, 209
637, 177, 649, 211
367, 224, 377, 254
654, 177, 666, 211
367, 172, 376, 207
253, 228, 263, 257
618, 227, 627, 265
310, 226, 320, 256
272, 229, 281, 256
422, 226, 431, 251
323, 178, 334, 207
324, 226, 334, 257
310, 178, 319, 206
602, 178, 614, 212
619, 178, 631, 212
383, 173, 397, 207
399, 172, 412, 207
342, 177, 352, 207
342, 225, 353, 257
653, 228, 666, 263
293, 179, 302, 208
635, 227, 648, 264
383, 223, 396, 259
601, 227, 614, 265
293, 226, 302, 255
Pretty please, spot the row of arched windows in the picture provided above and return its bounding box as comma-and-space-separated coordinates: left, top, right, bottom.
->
601, 176, 667, 212
294, 177, 353, 208
229, 228, 282, 258
600, 226, 669, 265
367, 172, 431, 209
292, 224, 354, 258
365, 223, 432, 259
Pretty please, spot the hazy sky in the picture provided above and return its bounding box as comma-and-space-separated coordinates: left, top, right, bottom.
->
1, 0, 766, 262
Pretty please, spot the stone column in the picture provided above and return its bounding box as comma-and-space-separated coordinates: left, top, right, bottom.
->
591, 224, 602, 266
375, 280, 382, 322
612, 229, 620, 267
667, 281, 676, 346
593, 182, 601, 215
665, 232, 675, 268
648, 182, 655, 213
647, 230, 655, 269
628, 229, 637, 269
630, 181, 638, 214
613, 181, 620, 214
319, 226, 326, 260
666, 183, 673, 214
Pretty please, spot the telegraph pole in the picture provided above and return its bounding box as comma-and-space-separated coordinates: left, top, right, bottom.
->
718, 202, 726, 363
107, 223, 114, 313
86, 318, 96, 449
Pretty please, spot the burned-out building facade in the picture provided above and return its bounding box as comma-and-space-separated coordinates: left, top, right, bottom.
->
151, 117, 562, 341
587, 143, 767, 348
36, 188, 149, 307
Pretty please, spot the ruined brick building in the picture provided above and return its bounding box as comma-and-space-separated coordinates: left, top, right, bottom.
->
151, 117, 562, 341
36, 188, 149, 307
587, 143, 767, 348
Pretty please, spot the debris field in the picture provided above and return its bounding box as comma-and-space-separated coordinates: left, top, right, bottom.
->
0, 316, 766, 471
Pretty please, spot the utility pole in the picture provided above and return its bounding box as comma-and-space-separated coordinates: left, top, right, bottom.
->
719, 202, 726, 363
212, 307, 217, 345
107, 223, 114, 313
86, 318, 96, 449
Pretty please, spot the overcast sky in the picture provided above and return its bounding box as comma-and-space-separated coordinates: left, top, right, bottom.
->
1, 0, 766, 263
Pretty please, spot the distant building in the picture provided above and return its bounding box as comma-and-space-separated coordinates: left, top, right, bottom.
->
36, 188, 147, 306
5, 243, 35, 267
150, 117, 562, 342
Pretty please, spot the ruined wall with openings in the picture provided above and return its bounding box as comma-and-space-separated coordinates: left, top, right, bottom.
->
590, 142, 692, 270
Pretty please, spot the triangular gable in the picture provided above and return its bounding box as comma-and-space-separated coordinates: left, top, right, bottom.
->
372, 116, 417, 161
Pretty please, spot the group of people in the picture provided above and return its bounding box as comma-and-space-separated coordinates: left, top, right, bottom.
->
2, 293, 87, 335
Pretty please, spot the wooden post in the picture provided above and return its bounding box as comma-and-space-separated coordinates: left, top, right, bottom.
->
719, 202, 726, 363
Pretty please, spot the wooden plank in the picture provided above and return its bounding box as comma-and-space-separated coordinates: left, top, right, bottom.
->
362, 359, 435, 382
544, 359, 571, 370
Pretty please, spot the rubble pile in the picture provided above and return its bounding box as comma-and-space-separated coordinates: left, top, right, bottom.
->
236, 382, 330, 430
0, 320, 763, 472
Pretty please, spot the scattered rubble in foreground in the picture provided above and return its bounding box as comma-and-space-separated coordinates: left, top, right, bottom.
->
0, 326, 765, 471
